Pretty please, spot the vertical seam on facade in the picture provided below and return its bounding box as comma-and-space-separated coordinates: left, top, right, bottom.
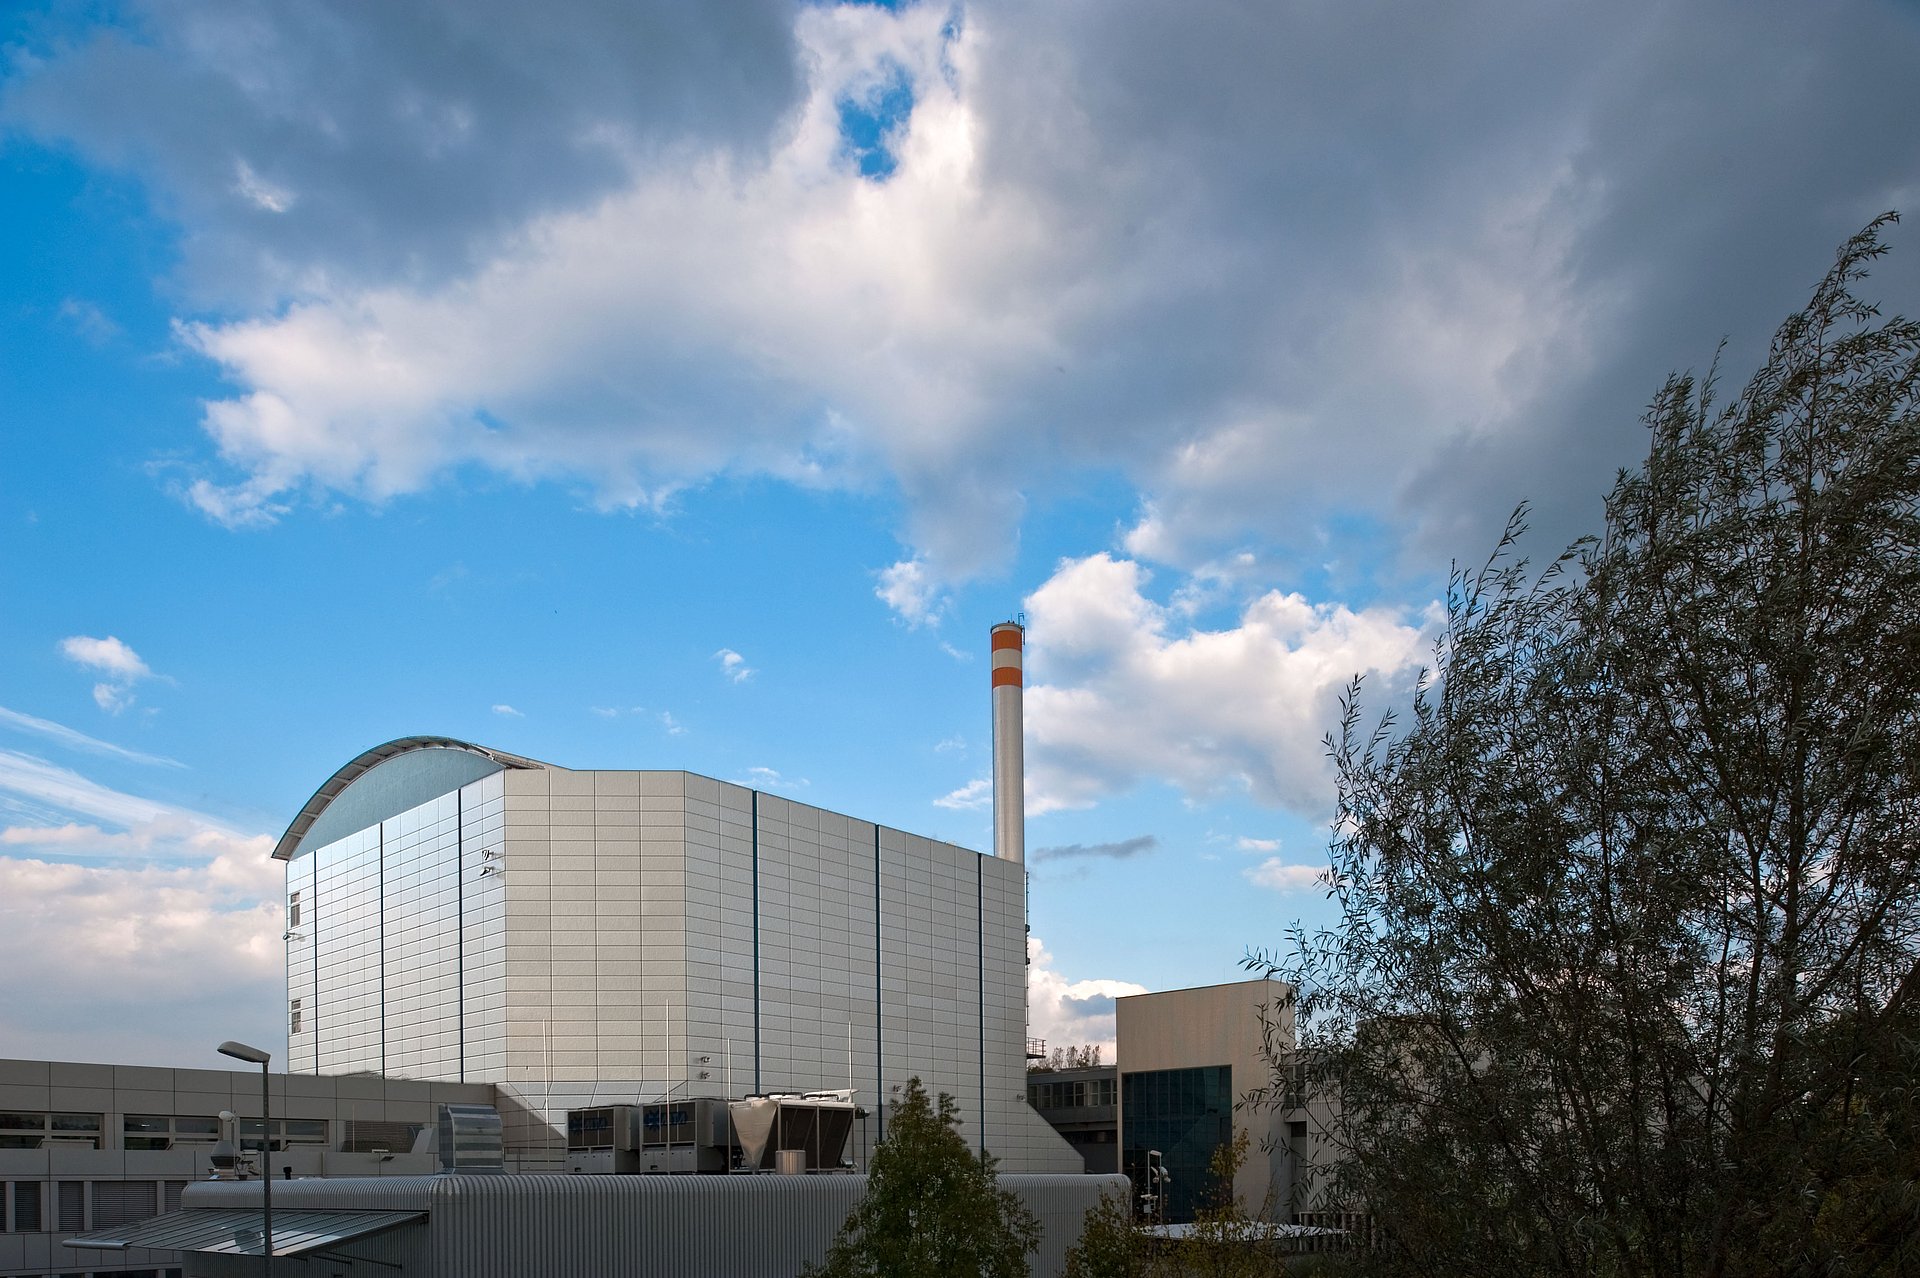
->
977, 854, 986, 1151
752, 789, 762, 1094
873, 823, 884, 1141
378, 820, 387, 1076
457, 787, 465, 1084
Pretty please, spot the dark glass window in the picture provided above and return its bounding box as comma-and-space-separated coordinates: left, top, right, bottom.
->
1121, 1064, 1233, 1224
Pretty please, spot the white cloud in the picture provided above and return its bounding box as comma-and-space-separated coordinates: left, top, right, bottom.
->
0, 704, 182, 768
13, 1, 1919, 596
59, 634, 152, 681
876, 557, 943, 627
1022, 553, 1435, 816
1236, 836, 1282, 853
491, 703, 524, 717
713, 649, 754, 683
934, 777, 991, 811
1026, 935, 1147, 1062
0, 848, 282, 1064
659, 711, 686, 736
232, 158, 295, 213
0, 748, 230, 836
0, 755, 281, 1063
58, 634, 160, 714
743, 766, 807, 792
58, 297, 120, 345
1245, 859, 1327, 892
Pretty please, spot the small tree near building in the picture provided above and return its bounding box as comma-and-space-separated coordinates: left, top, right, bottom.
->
805, 1076, 1040, 1278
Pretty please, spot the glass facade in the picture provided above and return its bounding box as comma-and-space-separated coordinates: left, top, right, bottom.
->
288, 771, 506, 1079
1122, 1064, 1232, 1223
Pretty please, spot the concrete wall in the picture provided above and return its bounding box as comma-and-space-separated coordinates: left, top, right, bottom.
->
1116, 979, 1294, 1219
0, 1058, 489, 1278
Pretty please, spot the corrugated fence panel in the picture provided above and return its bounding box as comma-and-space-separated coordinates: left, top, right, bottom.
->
182, 1172, 1128, 1278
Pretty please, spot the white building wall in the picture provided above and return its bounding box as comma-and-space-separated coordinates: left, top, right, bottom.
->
460, 772, 508, 1081
285, 754, 1078, 1172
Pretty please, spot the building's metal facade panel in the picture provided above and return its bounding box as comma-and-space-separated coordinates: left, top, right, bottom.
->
288, 752, 1081, 1173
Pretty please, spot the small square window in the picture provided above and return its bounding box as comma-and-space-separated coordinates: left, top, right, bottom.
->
289, 891, 302, 927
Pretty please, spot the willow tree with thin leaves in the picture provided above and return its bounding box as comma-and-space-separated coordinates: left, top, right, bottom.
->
1251, 217, 1920, 1278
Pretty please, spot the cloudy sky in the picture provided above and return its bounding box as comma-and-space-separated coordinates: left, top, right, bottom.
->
3, 0, 1917, 1067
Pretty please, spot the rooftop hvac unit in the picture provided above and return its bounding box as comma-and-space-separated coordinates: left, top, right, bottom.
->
728, 1093, 858, 1172
437, 1103, 505, 1174
565, 1101, 731, 1174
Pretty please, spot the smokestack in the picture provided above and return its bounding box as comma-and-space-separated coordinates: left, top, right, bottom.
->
991, 621, 1025, 864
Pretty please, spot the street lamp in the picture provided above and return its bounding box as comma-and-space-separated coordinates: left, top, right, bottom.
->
217, 1040, 273, 1277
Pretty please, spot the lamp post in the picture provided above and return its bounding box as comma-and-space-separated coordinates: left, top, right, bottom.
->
217, 1040, 273, 1277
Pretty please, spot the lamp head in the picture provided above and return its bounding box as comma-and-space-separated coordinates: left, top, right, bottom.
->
217, 1040, 271, 1066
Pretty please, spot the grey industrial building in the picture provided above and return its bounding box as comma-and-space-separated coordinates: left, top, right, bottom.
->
272, 736, 1076, 1173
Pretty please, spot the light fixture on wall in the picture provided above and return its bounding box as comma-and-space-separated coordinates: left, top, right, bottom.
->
281, 931, 306, 942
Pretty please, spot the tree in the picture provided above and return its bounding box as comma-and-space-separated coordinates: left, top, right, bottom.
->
805, 1076, 1040, 1278
1251, 217, 1920, 1278
1033, 1043, 1107, 1072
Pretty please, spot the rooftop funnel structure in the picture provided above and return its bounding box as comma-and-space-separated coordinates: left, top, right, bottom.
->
991, 621, 1025, 864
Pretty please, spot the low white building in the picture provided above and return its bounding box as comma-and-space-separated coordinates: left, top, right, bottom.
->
0, 1058, 487, 1278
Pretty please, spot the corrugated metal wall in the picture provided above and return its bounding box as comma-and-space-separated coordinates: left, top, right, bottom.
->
183, 1172, 1128, 1277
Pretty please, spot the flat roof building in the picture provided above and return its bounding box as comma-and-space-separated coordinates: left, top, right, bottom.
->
273, 738, 1077, 1174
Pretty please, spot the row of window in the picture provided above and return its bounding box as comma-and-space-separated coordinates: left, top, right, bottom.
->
5, 1271, 179, 1278
1027, 1078, 1117, 1110
2, 1178, 187, 1233
0, 1114, 328, 1153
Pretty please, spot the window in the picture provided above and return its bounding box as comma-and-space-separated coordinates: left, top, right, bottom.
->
1122, 1065, 1234, 1225
58, 1180, 84, 1231
1289, 1119, 1309, 1140
290, 998, 304, 1034
238, 1118, 328, 1152
12, 1180, 41, 1231
0, 1113, 101, 1150
289, 890, 301, 927
124, 1116, 220, 1152
89, 1180, 157, 1228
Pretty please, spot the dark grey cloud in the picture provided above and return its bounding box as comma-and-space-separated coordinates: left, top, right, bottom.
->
961, 0, 1920, 582
1063, 992, 1117, 1018
1031, 834, 1158, 863
3, 0, 800, 303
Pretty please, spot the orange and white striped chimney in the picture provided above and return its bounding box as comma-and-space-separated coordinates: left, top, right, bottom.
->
991, 621, 1025, 864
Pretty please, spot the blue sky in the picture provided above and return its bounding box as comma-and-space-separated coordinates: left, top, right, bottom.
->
2, 0, 1918, 1068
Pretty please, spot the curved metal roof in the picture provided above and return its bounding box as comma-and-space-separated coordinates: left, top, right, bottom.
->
273, 736, 547, 861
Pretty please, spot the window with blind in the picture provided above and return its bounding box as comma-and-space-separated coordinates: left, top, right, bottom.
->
58, 1180, 84, 1231
89, 1179, 157, 1227
11, 1179, 41, 1231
